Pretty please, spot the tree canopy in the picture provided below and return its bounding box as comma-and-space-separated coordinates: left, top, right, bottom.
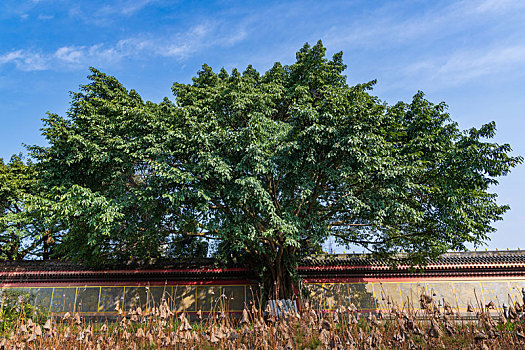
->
28, 71, 208, 264
0, 155, 56, 259
6, 40, 520, 297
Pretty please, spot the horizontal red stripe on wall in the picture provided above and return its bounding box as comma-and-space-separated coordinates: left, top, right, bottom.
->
0, 267, 251, 277
0, 280, 257, 288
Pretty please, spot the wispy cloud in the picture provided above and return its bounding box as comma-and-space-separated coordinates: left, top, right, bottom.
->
117, 22, 248, 59
115, 23, 215, 59
0, 0, 59, 21
0, 50, 48, 71
323, 1, 502, 51
0, 21, 249, 71
314, 0, 525, 89
37, 14, 53, 20
97, 0, 158, 17
65, 0, 160, 26
0, 51, 24, 64
0, 44, 131, 71
4, 0, 522, 84
474, 0, 525, 13
405, 44, 525, 86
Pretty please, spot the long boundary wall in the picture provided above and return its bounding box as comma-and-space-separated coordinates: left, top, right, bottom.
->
2, 277, 523, 316
2, 251, 525, 316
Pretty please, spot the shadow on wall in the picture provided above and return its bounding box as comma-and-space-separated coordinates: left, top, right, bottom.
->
0, 285, 259, 314
3, 280, 525, 315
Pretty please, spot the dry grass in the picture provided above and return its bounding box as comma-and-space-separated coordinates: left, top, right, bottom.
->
2, 292, 525, 349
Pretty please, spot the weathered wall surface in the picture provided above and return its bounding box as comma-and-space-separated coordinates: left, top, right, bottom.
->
0, 284, 258, 314
303, 279, 525, 312
2, 278, 523, 315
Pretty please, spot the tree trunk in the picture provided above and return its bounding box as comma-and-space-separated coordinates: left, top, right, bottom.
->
43, 231, 53, 260
263, 246, 297, 300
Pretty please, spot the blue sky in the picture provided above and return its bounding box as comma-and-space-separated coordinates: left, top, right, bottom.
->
1, 0, 524, 251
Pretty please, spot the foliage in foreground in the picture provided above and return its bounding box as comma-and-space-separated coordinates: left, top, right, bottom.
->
3, 294, 525, 349
0, 289, 47, 334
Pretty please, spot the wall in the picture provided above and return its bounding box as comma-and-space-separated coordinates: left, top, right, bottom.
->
2, 277, 524, 315
0, 284, 259, 315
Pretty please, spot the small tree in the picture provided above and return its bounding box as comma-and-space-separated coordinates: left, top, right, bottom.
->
32, 41, 521, 297
0, 155, 57, 260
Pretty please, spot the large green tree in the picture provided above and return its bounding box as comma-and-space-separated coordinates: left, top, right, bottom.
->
32, 41, 521, 297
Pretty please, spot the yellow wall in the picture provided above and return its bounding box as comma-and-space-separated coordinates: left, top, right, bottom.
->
303, 279, 525, 312
0, 284, 258, 314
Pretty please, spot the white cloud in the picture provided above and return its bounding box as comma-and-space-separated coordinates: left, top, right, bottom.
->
309, 0, 525, 91
120, 0, 157, 15
115, 21, 247, 60
0, 50, 24, 64
322, 0, 525, 54
112, 26, 209, 61
475, 0, 525, 13
37, 14, 54, 20
159, 23, 214, 58
0, 44, 126, 71
69, 0, 158, 25
403, 44, 525, 87
0, 21, 250, 71
62, 0, 158, 27
440, 46, 525, 77
0, 50, 48, 71
54, 46, 84, 63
